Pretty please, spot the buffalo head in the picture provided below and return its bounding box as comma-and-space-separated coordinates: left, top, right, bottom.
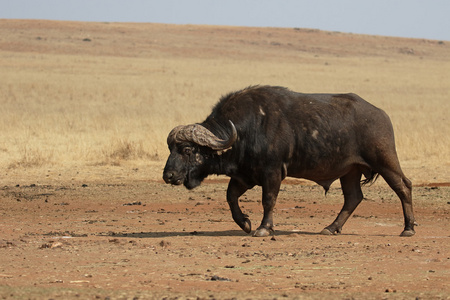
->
163, 120, 237, 189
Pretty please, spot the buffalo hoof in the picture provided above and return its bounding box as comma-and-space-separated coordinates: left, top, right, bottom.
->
320, 228, 334, 235
253, 227, 273, 237
238, 218, 252, 234
400, 229, 415, 237
320, 226, 342, 235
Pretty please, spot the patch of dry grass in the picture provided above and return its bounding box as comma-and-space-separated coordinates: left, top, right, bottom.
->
0, 20, 448, 183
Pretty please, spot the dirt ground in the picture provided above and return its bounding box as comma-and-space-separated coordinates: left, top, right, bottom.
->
1, 19, 449, 299
0, 166, 448, 299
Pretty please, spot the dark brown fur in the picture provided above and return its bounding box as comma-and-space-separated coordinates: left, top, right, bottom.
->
163, 86, 415, 237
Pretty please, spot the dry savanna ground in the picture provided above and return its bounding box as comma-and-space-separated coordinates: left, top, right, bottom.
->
0, 20, 449, 299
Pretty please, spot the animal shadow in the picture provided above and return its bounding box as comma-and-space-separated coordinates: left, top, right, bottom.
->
99, 229, 321, 238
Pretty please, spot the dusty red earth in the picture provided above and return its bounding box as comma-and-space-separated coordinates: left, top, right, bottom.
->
0, 167, 449, 299
0, 19, 449, 299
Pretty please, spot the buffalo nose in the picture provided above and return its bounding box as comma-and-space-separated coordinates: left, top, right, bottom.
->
163, 171, 174, 184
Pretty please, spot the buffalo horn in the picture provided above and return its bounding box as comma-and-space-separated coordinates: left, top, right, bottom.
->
168, 120, 237, 151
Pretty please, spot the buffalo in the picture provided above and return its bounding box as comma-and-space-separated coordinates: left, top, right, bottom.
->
163, 85, 415, 237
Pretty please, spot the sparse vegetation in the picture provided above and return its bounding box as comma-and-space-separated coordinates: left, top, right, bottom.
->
0, 20, 448, 183
8, 145, 53, 169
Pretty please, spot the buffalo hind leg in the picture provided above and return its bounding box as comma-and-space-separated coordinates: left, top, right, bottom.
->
227, 178, 252, 234
321, 169, 363, 235
379, 168, 415, 236
254, 171, 282, 237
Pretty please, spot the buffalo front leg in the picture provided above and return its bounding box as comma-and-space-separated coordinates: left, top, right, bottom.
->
253, 172, 282, 237
321, 170, 363, 235
227, 178, 251, 234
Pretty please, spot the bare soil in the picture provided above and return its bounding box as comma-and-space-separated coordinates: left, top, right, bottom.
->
0, 168, 449, 299
0, 20, 449, 299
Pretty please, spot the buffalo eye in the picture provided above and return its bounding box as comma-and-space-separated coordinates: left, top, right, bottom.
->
183, 147, 193, 155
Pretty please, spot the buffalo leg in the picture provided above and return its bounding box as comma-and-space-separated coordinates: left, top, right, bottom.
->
379, 168, 415, 236
254, 172, 282, 237
227, 178, 251, 233
321, 169, 363, 235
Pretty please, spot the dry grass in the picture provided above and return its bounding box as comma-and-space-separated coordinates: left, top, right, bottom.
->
0, 20, 449, 183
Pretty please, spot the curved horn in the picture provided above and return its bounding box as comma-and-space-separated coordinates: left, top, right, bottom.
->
168, 120, 237, 151
167, 125, 185, 146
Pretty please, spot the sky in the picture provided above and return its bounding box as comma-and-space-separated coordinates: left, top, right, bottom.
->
1, 0, 449, 41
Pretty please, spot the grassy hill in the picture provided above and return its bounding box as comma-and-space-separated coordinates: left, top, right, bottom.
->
0, 19, 448, 183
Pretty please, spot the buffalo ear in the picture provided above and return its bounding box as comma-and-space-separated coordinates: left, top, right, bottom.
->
216, 148, 233, 155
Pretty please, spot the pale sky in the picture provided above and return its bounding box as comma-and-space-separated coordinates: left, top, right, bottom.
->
1, 0, 449, 41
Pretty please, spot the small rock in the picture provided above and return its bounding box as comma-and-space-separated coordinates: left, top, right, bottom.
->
159, 240, 171, 248
210, 275, 231, 281
51, 242, 63, 249
39, 241, 63, 249
123, 201, 141, 206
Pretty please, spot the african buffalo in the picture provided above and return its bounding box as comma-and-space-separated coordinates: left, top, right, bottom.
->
163, 85, 415, 237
